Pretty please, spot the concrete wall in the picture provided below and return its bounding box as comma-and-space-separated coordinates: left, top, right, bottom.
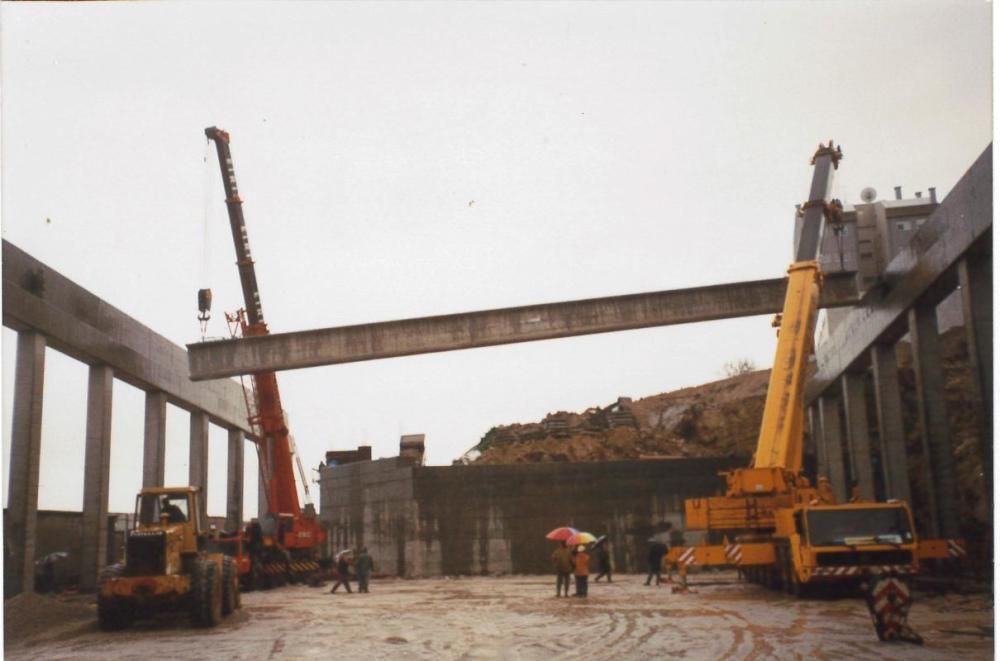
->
319, 456, 744, 577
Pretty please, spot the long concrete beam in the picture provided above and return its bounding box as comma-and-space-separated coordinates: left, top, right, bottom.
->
806, 144, 992, 402
2, 240, 251, 432
186, 272, 859, 380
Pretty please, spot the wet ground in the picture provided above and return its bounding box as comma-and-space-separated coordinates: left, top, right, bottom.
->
5, 573, 993, 660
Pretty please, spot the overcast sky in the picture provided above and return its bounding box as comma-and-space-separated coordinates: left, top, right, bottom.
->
1, 2, 992, 519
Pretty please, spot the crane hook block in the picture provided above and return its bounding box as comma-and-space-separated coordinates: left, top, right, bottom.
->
197, 288, 213, 322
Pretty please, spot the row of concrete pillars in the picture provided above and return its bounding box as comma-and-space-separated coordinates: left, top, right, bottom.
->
6, 331, 249, 594
808, 254, 992, 540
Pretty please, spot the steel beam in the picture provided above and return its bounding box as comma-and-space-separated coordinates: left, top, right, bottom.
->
2, 240, 251, 433
807, 145, 992, 402
186, 274, 859, 380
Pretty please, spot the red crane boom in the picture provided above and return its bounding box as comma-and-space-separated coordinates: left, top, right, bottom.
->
204, 127, 324, 581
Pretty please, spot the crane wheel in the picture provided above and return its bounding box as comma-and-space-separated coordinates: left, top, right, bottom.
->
190, 557, 223, 627
222, 556, 241, 615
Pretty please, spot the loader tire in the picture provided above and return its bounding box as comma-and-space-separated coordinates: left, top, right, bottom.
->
222, 556, 241, 615
190, 557, 223, 628
98, 596, 132, 631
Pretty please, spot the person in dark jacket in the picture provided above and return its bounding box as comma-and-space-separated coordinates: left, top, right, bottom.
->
329, 553, 353, 593
355, 547, 374, 593
594, 542, 612, 582
645, 537, 669, 586
551, 541, 573, 597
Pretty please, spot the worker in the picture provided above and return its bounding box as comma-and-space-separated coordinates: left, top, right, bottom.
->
161, 497, 185, 523
573, 545, 590, 598
355, 547, 374, 593
329, 553, 353, 594
645, 524, 671, 586
593, 540, 612, 583
551, 541, 573, 597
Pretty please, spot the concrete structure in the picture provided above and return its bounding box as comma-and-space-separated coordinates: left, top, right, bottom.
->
186, 274, 860, 380
2, 240, 254, 595
319, 456, 744, 576
805, 145, 991, 540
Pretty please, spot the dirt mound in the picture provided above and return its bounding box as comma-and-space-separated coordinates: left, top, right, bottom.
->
4, 591, 95, 647
472, 369, 770, 465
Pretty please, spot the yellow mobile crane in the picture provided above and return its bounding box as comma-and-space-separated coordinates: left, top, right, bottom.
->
666, 143, 963, 597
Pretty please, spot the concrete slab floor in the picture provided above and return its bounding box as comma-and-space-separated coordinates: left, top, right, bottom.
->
4, 573, 993, 660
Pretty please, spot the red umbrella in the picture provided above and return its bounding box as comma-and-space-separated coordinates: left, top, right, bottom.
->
545, 526, 578, 541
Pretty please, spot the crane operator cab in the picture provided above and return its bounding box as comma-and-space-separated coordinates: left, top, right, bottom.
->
782, 502, 919, 582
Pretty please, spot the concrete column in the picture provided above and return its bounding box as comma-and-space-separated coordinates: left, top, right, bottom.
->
818, 394, 848, 502
189, 411, 210, 526
80, 365, 114, 591
808, 404, 825, 477
958, 254, 992, 505
870, 342, 912, 504
7, 332, 46, 595
908, 304, 959, 538
226, 429, 245, 532
841, 371, 875, 501
142, 391, 167, 488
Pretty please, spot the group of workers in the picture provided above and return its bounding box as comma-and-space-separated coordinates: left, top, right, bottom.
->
551, 523, 677, 598
328, 546, 375, 594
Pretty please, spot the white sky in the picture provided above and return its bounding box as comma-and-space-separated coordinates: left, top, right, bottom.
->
0, 2, 992, 518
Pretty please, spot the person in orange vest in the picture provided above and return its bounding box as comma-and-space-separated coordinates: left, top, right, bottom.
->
573, 545, 591, 597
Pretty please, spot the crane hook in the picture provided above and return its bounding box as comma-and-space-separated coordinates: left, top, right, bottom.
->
197, 288, 212, 339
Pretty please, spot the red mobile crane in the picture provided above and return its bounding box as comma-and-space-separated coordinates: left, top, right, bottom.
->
203, 126, 325, 587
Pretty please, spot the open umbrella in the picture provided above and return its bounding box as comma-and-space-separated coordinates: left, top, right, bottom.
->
545, 526, 578, 542
591, 535, 608, 548
565, 531, 596, 546
335, 548, 354, 561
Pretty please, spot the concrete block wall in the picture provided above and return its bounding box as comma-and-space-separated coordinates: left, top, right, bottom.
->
319, 457, 744, 577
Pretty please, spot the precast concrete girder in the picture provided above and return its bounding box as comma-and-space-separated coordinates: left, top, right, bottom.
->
186, 273, 860, 380
2, 240, 251, 433
806, 144, 992, 402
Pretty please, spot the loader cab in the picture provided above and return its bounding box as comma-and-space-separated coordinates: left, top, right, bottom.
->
134, 488, 202, 550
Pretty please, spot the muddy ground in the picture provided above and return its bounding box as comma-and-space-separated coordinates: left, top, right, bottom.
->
5, 573, 992, 660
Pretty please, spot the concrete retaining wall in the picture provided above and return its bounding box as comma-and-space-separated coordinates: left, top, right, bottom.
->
319, 457, 744, 577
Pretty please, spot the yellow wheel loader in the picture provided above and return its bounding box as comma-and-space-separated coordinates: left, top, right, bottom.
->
97, 486, 240, 630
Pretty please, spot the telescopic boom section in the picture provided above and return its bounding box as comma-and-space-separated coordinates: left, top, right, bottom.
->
752, 142, 842, 472
204, 127, 303, 523
204, 127, 265, 327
